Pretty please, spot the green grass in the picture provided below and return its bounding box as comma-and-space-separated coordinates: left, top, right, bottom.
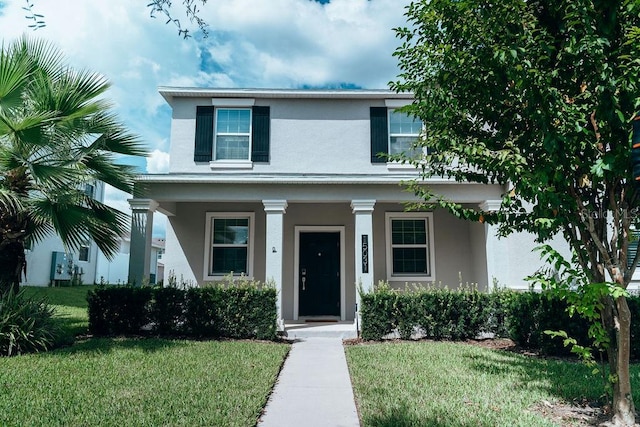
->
22, 285, 96, 345
346, 341, 640, 427
3, 286, 290, 426
0, 338, 289, 426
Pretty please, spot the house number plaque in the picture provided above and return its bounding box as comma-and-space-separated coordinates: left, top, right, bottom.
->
361, 235, 369, 273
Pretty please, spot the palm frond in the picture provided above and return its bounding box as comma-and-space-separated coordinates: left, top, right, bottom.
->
0, 46, 32, 113
0, 188, 23, 216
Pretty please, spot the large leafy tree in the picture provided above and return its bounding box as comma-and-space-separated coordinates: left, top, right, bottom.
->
0, 36, 146, 294
392, 1, 640, 425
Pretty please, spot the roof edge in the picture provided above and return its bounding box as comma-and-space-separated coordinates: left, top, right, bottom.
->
158, 87, 414, 104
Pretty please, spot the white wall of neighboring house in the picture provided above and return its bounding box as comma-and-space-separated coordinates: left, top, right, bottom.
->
95, 237, 165, 285
21, 180, 165, 287
22, 181, 105, 287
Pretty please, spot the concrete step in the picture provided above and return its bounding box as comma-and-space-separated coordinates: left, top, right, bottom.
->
284, 321, 358, 339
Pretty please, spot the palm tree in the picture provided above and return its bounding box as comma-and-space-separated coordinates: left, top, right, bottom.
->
0, 36, 146, 294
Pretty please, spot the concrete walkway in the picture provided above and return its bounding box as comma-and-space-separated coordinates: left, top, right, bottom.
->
258, 337, 360, 427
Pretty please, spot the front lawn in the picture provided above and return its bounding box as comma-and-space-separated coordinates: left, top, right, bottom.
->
22, 285, 96, 344
0, 339, 289, 426
3, 286, 290, 426
346, 341, 640, 426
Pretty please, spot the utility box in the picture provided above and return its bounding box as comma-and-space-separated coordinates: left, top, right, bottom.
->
50, 252, 74, 283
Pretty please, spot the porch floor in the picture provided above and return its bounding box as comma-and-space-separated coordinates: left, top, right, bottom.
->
284, 320, 358, 339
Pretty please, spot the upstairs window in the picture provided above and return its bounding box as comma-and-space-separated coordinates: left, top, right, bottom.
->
215, 108, 251, 160
388, 111, 423, 158
370, 107, 424, 163
194, 105, 270, 163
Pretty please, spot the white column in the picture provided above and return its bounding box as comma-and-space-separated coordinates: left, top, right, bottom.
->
479, 200, 507, 290
263, 200, 287, 331
128, 199, 158, 286
351, 200, 376, 317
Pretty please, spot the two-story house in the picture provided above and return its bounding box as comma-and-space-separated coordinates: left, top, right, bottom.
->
128, 88, 549, 327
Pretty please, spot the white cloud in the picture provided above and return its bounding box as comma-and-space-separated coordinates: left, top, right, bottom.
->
147, 149, 170, 174
103, 185, 131, 216
0, 0, 409, 239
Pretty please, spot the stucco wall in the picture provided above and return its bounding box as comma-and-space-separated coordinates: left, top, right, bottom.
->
168, 97, 403, 176
163, 202, 267, 286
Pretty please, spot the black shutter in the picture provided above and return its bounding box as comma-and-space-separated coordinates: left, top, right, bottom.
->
251, 106, 270, 162
194, 106, 214, 162
370, 107, 388, 163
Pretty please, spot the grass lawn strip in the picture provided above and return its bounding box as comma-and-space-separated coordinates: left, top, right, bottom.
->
0, 339, 289, 426
22, 285, 97, 344
346, 341, 640, 427
4, 287, 290, 426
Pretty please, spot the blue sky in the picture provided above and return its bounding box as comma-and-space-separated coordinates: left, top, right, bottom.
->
0, 0, 410, 235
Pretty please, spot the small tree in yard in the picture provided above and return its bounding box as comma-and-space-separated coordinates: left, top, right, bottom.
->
392, 1, 640, 425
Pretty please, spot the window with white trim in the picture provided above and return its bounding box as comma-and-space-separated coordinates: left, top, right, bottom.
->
78, 243, 90, 262
214, 108, 251, 160
385, 212, 435, 281
388, 110, 424, 158
204, 213, 254, 278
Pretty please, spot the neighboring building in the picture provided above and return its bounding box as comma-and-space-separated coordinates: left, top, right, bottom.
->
95, 236, 165, 286
22, 180, 165, 287
127, 88, 561, 326
23, 181, 104, 287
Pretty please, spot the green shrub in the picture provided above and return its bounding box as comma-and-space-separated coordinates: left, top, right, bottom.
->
185, 286, 277, 340
359, 283, 619, 358
151, 287, 186, 335
360, 283, 494, 341
506, 291, 591, 357
88, 279, 277, 340
360, 284, 397, 341
87, 286, 153, 335
0, 289, 58, 356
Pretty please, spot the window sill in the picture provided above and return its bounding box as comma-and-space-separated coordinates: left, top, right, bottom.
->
387, 275, 435, 283
204, 275, 255, 283
386, 162, 420, 171
209, 160, 254, 170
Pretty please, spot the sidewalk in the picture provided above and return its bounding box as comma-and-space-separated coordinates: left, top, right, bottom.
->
258, 337, 360, 427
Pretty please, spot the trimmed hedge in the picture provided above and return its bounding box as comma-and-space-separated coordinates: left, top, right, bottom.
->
360, 284, 492, 341
87, 285, 277, 340
360, 284, 640, 358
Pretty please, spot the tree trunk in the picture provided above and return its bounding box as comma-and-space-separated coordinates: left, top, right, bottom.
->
602, 295, 636, 426
0, 240, 24, 295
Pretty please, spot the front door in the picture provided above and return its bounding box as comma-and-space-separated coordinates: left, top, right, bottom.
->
298, 232, 340, 316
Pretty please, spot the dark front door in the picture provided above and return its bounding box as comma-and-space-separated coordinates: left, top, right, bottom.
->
299, 232, 340, 316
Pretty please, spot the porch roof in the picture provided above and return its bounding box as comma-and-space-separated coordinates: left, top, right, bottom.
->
135, 172, 477, 185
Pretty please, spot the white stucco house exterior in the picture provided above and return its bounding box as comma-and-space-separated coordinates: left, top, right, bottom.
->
95, 236, 165, 286
127, 88, 557, 326
22, 181, 105, 287
22, 180, 165, 287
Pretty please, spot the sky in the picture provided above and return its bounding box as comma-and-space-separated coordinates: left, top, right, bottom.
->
0, 0, 411, 236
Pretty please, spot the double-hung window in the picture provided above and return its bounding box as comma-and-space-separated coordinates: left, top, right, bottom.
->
385, 212, 435, 281
204, 213, 255, 278
194, 104, 270, 165
369, 106, 424, 164
215, 108, 252, 160
388, 110, 424, 159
